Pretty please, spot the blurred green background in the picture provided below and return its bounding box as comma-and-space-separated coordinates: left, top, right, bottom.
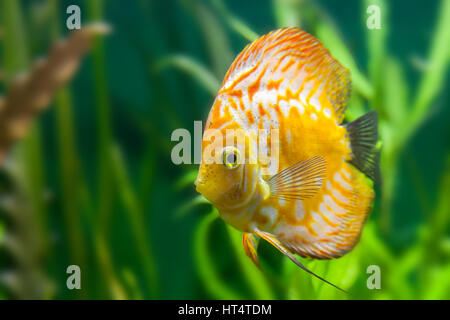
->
0, 0, 449, 299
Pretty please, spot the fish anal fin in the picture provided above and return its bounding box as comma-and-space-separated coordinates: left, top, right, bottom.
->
268, 156, 326, 200
242, 233, 260, 269
254, 229, 347, 293
346, 110, 381, 185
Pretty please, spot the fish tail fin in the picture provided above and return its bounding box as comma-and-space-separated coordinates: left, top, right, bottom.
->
243, 233, 260, 269
254, 229, 348, 294
346, 110, 381, 185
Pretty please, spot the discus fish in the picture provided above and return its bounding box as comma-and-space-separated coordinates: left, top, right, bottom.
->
195, 27, 380, 292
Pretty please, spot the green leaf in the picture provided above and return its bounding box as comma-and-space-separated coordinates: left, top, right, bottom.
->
194, 211, 243, 299
407, 0, 450, 142
382, 57, 409, 125
0, 220, 4, 245
180, 0, 234, 78
364, 0, 389, 90
209, 0, 259, 41
174, 170, 199, 190
175, 195, 210, 218
316, 21, 374, 100
156, 55, 220, 95
110, 144, 159, 298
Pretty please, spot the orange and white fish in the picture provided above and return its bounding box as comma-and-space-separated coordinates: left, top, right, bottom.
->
195, 27, 380, 292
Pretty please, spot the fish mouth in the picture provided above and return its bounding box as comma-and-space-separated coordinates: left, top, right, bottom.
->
194, 175, 207, 197
195, 182, 214, 204
194, 174, 219, 205
194, 180, 202, 194
194, 173, 203, 188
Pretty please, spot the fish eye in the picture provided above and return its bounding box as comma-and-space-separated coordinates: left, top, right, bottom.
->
222, 147, 241, 170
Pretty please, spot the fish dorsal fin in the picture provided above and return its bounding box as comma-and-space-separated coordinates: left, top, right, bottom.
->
254, 229, 347, 293
220, 27, 351, 123
346, 111, 381, 185
268, 156, 327, 200
242, 233, 260, 268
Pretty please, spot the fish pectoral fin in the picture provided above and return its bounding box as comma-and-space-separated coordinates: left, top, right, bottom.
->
242, 233, 260, 268
346, 110, 381, 185
267, 156, 327, 200
254, 228, 347, 293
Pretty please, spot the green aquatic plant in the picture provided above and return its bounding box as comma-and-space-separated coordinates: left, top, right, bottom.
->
0, 0, 448, 300
168, 0, 450, 299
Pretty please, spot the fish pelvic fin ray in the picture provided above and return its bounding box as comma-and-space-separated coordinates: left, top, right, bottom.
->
346, 110, 381, 185
267, 156, 327, 200
254, 228, 348, 294
242, 233, 260, 269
